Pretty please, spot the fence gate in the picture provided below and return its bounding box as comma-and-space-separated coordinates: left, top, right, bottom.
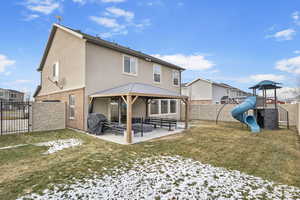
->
0, 101, 31, 135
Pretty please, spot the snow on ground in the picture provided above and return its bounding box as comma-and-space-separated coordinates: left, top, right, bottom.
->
18, 156, 300, 200
34, 139, 82, 154
0, 144, 28, 150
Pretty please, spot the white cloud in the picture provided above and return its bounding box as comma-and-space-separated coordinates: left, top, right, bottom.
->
267, 29, 296, 41
0, 54, 15, 73
293, 50, 300, 54
105, 7, 134, 22
4, 71, 11, 76
277, 87, 299, 100
101, 0, 126, 2
275, 56, 300, 74
90, 16, 121, 28
72, 0, 87, 5
24, 0, 60, 15
292, 11, 300, 25
90, 7, 150, 38
14, 80, 33, 84
248, 74, 285, 82
151, 54, 215, 71
23, 14, 39, 21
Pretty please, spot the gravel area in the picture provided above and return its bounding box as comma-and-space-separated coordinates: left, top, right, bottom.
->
18, 156, 300, 199
34, 139, 82, 154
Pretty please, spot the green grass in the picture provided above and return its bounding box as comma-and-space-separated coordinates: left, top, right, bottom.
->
0, 121, 299, 199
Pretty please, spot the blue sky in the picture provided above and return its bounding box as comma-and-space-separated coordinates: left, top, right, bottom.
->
0, 0, 300, 99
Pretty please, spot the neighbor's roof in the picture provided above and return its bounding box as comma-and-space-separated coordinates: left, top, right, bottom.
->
37, 24, 185, 71
249, 80, 282, 90
89, 82, 187, 99
183, 77, 228, 88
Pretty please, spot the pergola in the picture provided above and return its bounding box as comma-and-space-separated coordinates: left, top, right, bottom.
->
88, 83, 189, 144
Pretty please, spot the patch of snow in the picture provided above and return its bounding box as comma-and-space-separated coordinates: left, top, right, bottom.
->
0, 144, 28, 150
34, 139, 82, 154
17, 156, 300, 199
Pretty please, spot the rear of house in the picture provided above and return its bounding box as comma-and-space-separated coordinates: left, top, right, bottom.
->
34, 24, 184, 131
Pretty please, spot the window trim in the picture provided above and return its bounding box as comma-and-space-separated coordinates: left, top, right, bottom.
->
149, 99, 177, 116
172, 70, 180, 87
122, 55, 138, 76
69, 94, 75, 120
52, 61, 59, 81
153, 64, 162, 84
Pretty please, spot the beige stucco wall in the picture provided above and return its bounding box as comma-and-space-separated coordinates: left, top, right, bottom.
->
32, 102, 66, 132
212, 84, 228, 104
85, 42, 182, 124
182, 79, 212, 102
38, 28, 86, 96
280, 104, 297, 126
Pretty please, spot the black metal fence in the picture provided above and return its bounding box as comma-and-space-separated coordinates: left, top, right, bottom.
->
0, 101, 31, 135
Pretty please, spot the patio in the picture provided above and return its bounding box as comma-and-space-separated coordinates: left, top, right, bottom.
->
88, 122, 188, 144
88, 83, 189, 144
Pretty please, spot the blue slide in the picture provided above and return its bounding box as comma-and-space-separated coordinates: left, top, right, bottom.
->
231, 96, 260, 133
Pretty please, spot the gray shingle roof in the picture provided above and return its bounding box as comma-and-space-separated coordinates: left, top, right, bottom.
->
90, 82, 186, 98
37, 24, 185, 71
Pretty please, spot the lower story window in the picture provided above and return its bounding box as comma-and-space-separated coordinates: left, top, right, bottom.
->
69, 94, 75, 119
150, 99, 159, 115
150, 99, 177, 115
170, 100, 177, 113
161, 100, 169, 114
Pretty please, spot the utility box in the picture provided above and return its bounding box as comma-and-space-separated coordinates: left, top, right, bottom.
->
255, 108, 279, 130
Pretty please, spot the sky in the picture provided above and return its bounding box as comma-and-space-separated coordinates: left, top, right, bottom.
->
0, 0, 300, 99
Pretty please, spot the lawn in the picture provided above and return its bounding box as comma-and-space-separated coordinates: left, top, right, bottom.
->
0, 121, 299, 199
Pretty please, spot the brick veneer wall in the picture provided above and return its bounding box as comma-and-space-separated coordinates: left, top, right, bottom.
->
35, 88, 85, 130
32, 102, 66, 132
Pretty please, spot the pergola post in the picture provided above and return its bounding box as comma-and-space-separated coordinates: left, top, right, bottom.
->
126, 95, 133, 144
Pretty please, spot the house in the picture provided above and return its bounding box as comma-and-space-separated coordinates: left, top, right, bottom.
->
181, 78, 249, 104
33, 24, 189, 143
0, 88, 24, 102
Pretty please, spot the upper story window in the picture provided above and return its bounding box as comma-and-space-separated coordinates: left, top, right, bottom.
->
52, 62, 59, 81
123, 55, 137, 75
153, 65, 161, 83
172, 70, 179, 86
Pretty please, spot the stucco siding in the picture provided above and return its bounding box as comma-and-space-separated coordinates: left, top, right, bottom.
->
185, 79, 212, 101
85, 42, 181, 124
38, 28, 86, 96
212, 85, 228, 103
85, 42, 180, 94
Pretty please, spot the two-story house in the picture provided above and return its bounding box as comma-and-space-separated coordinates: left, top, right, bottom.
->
33, 24, 188, 142
181, 77, 249, 104
0, 88, 24, 102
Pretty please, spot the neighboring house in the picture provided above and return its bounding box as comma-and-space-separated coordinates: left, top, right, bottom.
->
0, 88, 24, 102
34, 24, 186, 131
181, 78, 249, 104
